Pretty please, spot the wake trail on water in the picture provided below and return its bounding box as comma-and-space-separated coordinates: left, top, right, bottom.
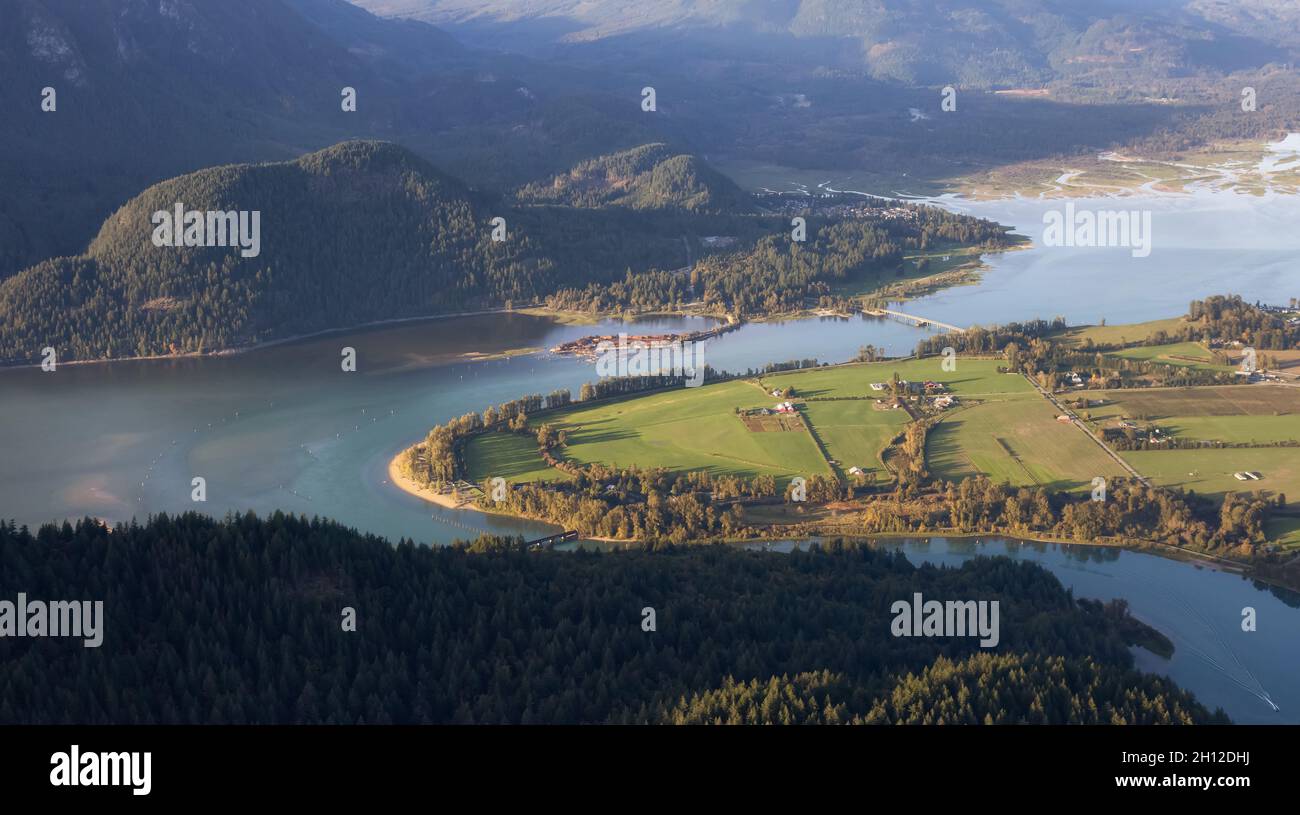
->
1159, 583, 1278, 713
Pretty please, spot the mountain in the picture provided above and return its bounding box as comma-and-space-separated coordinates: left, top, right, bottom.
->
0, 0, 660, 279
357, 0, 1300, 87
0, 136, 1022, 364
0, 140, 769, 364
0, 0, 418, 276
515, 143, 754, 212
0, 141, 638, 362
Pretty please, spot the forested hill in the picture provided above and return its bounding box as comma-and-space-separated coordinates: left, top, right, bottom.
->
0, 512, 1225, 725
514, 143, 755, 213
0, 140, 698, 364
0, 139, 1012, 365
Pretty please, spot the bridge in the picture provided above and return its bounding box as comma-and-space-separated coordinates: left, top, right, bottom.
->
863, 308, 966, 333
526, 530, 580, 550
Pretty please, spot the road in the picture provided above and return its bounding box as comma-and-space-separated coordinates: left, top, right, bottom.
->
1023, 375, 1151, 488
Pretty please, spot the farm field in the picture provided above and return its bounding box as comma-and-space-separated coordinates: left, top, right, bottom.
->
1104, 341, 1233, 371
763, 358, 1032, 399
464, 431, 569, 485
538, 379, 830, 484
927, 397, 1126, 492
1082, 386, 1300, 443
1050, 317, 1188, 348
1123, 447, 1300, 547
1123, 447, 1300, 497
802, 400, 909, 477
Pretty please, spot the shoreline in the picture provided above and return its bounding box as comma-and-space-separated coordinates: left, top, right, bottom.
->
0, 306, 531, 373
0, 234, 1020, 374
386, 455, 471, 512
0, 303, 732, 373
384, 448, 1265, 581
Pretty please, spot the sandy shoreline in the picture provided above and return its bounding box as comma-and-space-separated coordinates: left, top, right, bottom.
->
386, 455, 477, 512
386, 453, 635, 543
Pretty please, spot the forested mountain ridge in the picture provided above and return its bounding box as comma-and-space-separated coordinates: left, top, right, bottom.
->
0, 512, 1227, 725
361, 0, 1300, 88
8, 0, 1299, 285
0, 0, 670, 279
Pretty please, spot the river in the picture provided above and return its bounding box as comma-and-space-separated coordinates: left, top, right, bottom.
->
1, 184, 1298, 723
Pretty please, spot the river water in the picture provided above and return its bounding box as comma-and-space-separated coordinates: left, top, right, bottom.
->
1, 185, 1298, 723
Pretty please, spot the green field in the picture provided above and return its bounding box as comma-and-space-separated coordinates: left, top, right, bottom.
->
464, 431, 570, 485
1265, 516, 1300, 549
802, 400, 909, 477
1081, 386, 1300, 443
763, 358, 1032, 399
465, 359, 1030, 486
927, 398, 1126, 492
1075, 385, 1300, 547
1105, 341, 1233, 371
469, 359, 1070, 490
1124, 447, 1300, 500
460, 359, 1300, 548
538, 379, 830, 484
1050, 317, 1188, 348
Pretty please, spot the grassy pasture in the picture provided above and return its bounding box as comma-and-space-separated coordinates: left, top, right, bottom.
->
464, 431, 569, 484
538, 379, 830, 484
763, 358, 1032, 399
1124, 447, 1300, 543
1082, 386, 1300, 443
802, 400, 908, 477
1104, 341, 1233, 371
1050, 317, 1188, 348
1079, 385, 1300, 547
927, 398, 1125, 492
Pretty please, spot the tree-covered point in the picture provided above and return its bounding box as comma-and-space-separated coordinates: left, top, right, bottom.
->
0, 512, 1225, 725
544, 204, 1013, 316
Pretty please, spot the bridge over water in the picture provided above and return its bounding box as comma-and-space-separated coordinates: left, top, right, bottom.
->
863, 308, 966, 333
